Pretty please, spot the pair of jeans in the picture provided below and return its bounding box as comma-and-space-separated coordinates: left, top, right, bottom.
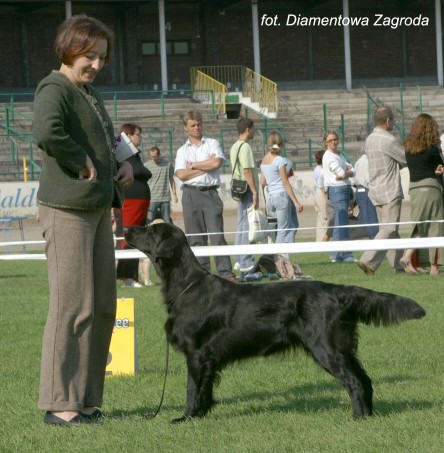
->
147, 201, 173, 224
327, 185, 353, 261
235, 190, 255, 270
267, 191, 294, 244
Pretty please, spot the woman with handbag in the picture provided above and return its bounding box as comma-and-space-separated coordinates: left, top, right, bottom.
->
114, 123, 152, 287
260, 131, 303, 245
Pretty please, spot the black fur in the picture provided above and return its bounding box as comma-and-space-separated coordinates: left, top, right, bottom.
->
125, 223, 426, 422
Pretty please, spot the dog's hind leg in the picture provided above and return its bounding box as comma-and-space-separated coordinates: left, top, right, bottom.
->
309, 349, 373, 418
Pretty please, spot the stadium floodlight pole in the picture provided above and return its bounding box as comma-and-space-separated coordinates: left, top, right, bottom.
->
342, 0, 352, 91
435, 0, 443, 86
251, 0, 261, 90
65, 1, 72, 19
158, 0, 168, 93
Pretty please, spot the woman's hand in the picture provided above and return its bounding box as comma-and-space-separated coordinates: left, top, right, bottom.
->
79, 156, 97, 180
435, 164, 444, 175
295, 202, 303, 213
116, 160, 134, 189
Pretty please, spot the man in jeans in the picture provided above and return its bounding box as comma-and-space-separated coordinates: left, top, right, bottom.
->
144, 146, 178, 224
175, 110, 235, 281
357, 106, 407, 275
229, 117, 259, 274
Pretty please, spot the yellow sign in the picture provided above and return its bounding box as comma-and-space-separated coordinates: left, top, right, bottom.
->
106, 298, 137, 377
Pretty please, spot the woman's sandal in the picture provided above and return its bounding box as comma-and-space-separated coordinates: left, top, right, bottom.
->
399, 257, 419, 275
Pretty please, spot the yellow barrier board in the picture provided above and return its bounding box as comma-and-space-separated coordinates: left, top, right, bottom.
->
106, 298, 137, 377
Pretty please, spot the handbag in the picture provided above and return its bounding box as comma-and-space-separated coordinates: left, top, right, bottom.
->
230, 143, 249, 201
247, 206, 268, 243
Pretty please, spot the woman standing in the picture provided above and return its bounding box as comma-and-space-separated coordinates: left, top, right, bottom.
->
313, 149, 335, 242
33, 15, 133, 425
322, 131, 355, 263
115, 123, 152, 287
400, 113, 444, 276
260, 131, 303, 245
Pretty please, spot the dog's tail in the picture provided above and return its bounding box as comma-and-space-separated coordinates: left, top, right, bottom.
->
343, 286, 426, 326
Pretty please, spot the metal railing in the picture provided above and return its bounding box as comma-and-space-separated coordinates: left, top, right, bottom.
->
191, 65, 278, 115
190, 68, 228, 116
366, 85, 406, 141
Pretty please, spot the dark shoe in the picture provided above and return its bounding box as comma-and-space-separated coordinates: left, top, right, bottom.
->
44, 411, 99, 425
80, 409, 121, 420
357, 261, 375, 276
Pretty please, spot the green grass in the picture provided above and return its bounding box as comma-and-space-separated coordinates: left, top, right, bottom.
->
0, 254, 443, 453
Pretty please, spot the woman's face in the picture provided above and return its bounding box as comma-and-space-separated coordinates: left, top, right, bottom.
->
68, 38, 108, 87
128, 129, 142, 147
325, 133, 339, 153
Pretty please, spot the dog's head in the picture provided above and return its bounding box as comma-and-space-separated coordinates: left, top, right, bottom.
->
125, 222, 186, 263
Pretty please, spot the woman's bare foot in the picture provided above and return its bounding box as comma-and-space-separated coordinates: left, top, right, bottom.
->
400, 257, 419, 275
50, 411, 79, 421
430, 265, 439, 276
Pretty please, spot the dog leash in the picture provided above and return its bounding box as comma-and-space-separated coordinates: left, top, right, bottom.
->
143, 280, 198, 420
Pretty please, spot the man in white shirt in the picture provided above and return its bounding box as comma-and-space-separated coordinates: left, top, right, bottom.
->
175, 110, 235, 280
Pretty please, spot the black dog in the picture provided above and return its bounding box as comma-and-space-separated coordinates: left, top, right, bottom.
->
125, 223, 426, 422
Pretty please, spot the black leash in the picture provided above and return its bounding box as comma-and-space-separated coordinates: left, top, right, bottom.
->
143, 341, 170, 419
143, 280, 198, 419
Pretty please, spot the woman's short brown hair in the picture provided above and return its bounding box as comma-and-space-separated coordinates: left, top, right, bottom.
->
54, 15, 114, 65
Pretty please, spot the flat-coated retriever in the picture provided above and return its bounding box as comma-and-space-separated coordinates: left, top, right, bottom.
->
125, 223, 426, 423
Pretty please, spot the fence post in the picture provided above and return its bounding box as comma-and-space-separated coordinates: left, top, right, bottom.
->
341, 113, 345, 152
113, 92, 118, 121
399, 83, 405, 139
323, 103, 328, 131
168, 130, 173, 161
161, 92, 166, 120
417, 84, 423, 114
9, 94, 15, 122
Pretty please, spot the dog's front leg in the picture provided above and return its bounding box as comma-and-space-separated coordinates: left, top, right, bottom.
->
171, 371, 198, 424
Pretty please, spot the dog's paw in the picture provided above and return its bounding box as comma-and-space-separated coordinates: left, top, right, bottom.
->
171, 415, 193, 424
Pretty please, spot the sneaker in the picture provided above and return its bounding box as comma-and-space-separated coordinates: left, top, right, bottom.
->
342, 257, 356, 263
122, 279, 143, 288
233, 262, 241, 271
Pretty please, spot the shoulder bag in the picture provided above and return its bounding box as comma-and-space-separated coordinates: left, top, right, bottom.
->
230, 143, 249, 201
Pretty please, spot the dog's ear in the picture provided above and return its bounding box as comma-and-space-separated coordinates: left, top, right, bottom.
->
153, 233, 176, 262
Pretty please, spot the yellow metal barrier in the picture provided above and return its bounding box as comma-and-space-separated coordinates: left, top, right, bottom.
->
190, 68, 228, 116
191, 65, 278, 116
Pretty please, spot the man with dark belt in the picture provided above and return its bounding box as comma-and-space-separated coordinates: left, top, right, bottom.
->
175, 110, 235, 281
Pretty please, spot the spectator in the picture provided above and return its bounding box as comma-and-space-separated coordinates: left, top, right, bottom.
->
115, 123, 151, 288
260, 131, 303, 246
400, 113, 444, 276
352, 151, 379, 239
229, 117, 259, 274
175, 110, 235, 281
313, 149, 334, 242
144, 146, 178, 224
357, 106, 407, 275
322, 130, 355, 263
283, 157, 300, 242
32, 15, 133, 425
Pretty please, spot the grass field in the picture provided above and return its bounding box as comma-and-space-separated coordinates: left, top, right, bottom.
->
0, 253, 443, 453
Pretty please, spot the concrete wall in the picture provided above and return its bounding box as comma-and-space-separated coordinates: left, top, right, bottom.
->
0, 169, 410, 218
